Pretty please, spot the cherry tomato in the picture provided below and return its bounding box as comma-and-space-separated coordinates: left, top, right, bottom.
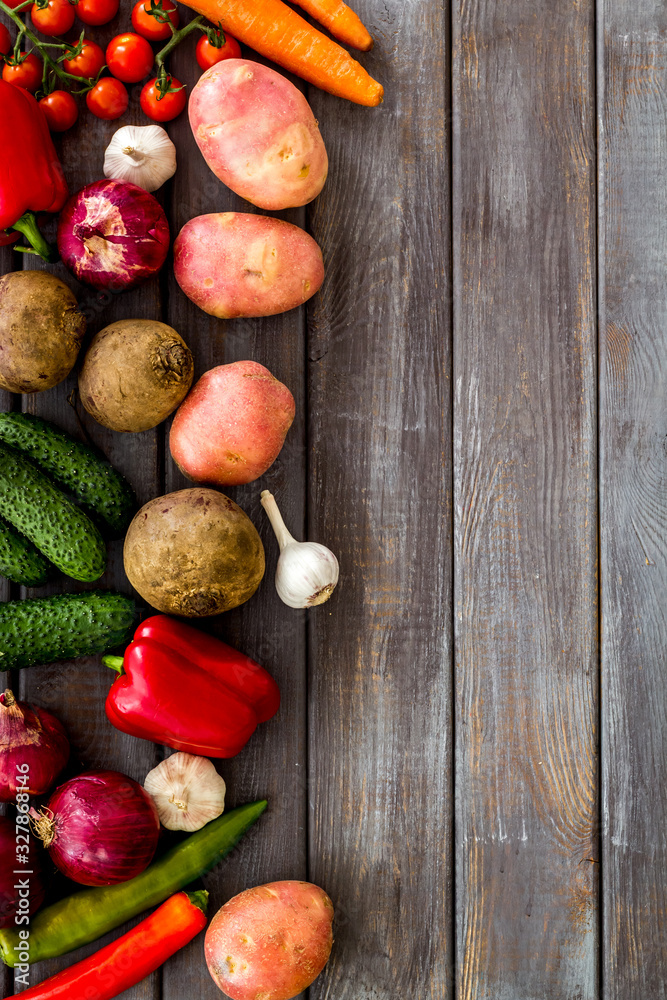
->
106, 32, 153, 83
74, 0, 118, 26
195, 30, 241, 71
31, 0, 75, 36
39, 90, 79, 131
2, 52, 43, 92
86, 76, 128, 119
3, 0, 27, 8
140, 75, 186, 121
131, 0, 178, 42
0, 24, 12, 57
62, 38, 105, 78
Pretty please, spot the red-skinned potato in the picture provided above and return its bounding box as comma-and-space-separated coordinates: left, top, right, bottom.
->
170, 361, 295, 487
205, 881, 334, 1000
173, 213, 324, 319
189, 59, 328, 211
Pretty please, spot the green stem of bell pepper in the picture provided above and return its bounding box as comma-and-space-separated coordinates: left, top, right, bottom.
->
11, 212, 59, 263
0, 799, 267, 967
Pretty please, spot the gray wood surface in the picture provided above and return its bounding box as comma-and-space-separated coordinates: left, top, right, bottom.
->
162, 22, 310, 1000
1, 0, 667, 997
452, 1, 599, 997
0, 244, 12, 1000
599, 2, 667, 996
306, 0, 453, 995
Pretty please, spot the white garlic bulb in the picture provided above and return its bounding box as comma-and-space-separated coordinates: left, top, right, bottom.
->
144, 753, 226, 832
260, 490, 339, 609
103, 125, 177, 193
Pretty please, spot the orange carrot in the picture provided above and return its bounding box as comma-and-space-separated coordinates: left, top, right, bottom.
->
177, 0, 383, 106
291, 0, 373, 51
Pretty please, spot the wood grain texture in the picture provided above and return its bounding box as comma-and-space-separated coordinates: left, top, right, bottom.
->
599, 5, 667, 996
161, 23, 309, 1000
0, 247, 12, 1000
452, 2, 598, 997
14, 292, 162, 999
6, 66, 164, 999
306, 0, 453, 996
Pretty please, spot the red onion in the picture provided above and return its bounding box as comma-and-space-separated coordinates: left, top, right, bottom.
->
0, 815, 45, 929
56, 179, 169, 291
0, 690, 69, 803
31, 770, 160, 886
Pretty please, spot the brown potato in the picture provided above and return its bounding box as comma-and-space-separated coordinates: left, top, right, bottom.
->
123, 488, 264, 617
0, 271, 85, 393
78, 319, 194, 433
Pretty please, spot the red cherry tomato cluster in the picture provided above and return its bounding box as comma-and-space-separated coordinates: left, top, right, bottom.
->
0, 0, 242, 128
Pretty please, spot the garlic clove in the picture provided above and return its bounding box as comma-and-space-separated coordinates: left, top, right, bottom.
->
260, 490, 339, 609
144, 752, 226, 832
276, 542, 339, 609
104, 125, 177, 193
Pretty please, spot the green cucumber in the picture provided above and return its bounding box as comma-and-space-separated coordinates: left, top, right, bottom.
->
0, 591, 136, 669
0, 442, 106, 582
0, 413, 135, 536
0, 516, 52, 586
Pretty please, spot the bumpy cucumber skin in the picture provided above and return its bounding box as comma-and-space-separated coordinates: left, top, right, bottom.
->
0, 443, 106, 582
0, 591, 136, 669
0, 516, 52, 586
0, 413, 136, 536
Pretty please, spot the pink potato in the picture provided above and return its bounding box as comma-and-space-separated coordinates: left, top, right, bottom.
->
205, 880, 334, 1000
173, 213, 324, 319
189, 59, 328, 211
170, 360, 295, 487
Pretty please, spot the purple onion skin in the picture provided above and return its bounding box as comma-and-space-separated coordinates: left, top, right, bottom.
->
57, 179, 170, 291
0, 695, 70, 803
0, 816, 45, 929
45, 770, 160, 887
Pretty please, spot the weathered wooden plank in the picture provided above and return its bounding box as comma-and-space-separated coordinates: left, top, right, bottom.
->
306, 0, 453, 996
6, 51, 163, 996
0, 243, 12, 1000
452, 2, 598, 997
161, 26, 309, 1000
599, 7, 667, 996
0, 249, 28, 1000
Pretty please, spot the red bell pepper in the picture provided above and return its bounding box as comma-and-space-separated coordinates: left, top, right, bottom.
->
104, 615, 280, 757
5, 890, 208, 999
0, 80, 68, 262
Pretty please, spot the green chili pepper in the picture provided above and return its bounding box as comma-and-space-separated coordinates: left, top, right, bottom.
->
0, 799, 267, 967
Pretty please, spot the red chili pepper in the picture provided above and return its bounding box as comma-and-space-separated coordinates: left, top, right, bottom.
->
0, 80, 68, 262
104, 615, 281, 757
5, 890, 208, 999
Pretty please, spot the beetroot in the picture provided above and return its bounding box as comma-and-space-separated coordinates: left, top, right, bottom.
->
57, 179, 169, 291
